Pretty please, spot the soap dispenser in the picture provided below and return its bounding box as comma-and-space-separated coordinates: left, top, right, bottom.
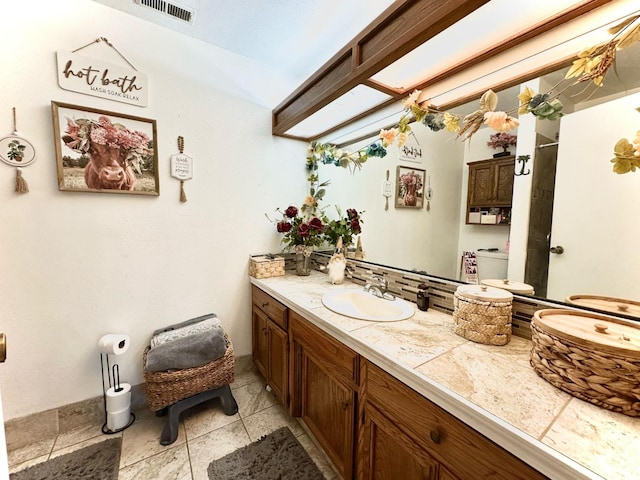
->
417, 283, 429, 311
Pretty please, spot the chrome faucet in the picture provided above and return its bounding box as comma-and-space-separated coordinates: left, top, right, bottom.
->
364, 274, 394, 300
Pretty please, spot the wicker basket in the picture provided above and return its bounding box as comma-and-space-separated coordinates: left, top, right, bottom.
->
249, 255, 285, 279
143, 333, 235, 411
531, 309, 640, 417
453, 285, 513, 346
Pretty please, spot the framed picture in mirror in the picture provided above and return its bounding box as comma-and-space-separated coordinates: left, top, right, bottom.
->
395, 166, 425, 209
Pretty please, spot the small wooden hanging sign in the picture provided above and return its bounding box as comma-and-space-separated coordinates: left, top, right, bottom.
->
170, 136, 193, 202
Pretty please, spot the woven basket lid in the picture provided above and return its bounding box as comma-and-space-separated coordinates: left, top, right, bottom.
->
455, 284, 513, 302
565, 295, 640, 319
533, 309, 640, 358
481, 278, 534, 294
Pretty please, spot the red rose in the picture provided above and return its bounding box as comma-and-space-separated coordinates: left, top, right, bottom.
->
284, 206, 298, 218
347, 208, 358, 219
297, 223, 310, 237
277, 221, 292, 233
350, 218, 361, 233
309, 217, 323, 231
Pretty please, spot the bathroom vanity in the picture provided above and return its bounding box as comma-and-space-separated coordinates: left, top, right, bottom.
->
250, 271, 639, 480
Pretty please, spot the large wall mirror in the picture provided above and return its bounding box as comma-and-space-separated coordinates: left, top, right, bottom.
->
316, 25, 640, 318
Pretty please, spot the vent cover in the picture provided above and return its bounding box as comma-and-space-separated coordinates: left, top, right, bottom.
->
135, 0, 195, 23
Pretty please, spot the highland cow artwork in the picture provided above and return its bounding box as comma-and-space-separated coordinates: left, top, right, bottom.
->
52, 102, 159, 195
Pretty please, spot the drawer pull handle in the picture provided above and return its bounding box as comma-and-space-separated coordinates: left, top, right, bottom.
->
341, 401, 349, 410
429, 429, 441, 444
262, 302, 269, 308
262, 327, 268, 335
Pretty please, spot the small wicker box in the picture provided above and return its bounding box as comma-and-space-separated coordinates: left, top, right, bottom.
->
249, 255, 285, 279
531, 309, 640, 417
143, 334, 235, 411
453, 284, 513, 346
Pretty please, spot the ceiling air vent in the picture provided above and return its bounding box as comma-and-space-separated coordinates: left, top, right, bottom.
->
134, 0, 195, 24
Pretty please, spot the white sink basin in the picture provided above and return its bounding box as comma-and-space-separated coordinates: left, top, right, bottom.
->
321, 288, 415, 322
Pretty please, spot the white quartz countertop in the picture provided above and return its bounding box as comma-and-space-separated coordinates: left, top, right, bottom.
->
250, 272, 640, 480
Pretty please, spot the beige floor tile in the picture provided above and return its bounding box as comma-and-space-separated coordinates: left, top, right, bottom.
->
297, 433, 341, 480
231, 378, 278, 418
182, 398, 240, 440
187, 420, 250, 480
242, 403, 305, 441
120, 413, 186, 468
119, 442, 192, 480
50, 435, 122, 460
7, 438, 54, 469
8, 453, 49, 475
52, 422, 105, 450
232, 366, 262, 389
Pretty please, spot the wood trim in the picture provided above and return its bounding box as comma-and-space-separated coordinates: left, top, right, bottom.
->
272, 0, 490, 136
272, 0, 613, 140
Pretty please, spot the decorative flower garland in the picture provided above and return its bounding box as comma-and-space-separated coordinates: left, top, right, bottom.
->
306, 14, 640, 174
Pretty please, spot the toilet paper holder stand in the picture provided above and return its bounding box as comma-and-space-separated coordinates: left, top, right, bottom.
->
100, 352, 135, 434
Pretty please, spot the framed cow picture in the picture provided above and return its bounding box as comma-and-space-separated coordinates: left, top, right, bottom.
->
52, 101, 159, 196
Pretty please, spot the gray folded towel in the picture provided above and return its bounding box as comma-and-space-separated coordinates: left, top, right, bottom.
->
152, 313, 217, 337
145, 326, 227, 372
150, 318, 222, 348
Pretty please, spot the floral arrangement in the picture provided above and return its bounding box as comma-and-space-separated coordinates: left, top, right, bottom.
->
399, 170, 423, 196
62, 116, 153, 173
324, 207, 363, 248
610, 130, 640, 174
274, 204, 326, 254
487, 132, 517, 150
306, 140, 387, 173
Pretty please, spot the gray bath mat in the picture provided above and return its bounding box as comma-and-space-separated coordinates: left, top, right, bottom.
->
207, 426, 324, 479
10, 437, 121, 480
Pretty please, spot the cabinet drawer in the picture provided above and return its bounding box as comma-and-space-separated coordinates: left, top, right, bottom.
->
362, 361, 546, 480
290, 310, 359, 387
252, 286, 288, 330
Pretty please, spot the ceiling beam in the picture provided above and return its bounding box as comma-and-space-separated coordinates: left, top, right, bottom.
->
272, 0, 490, 137
272, 0, 614, 142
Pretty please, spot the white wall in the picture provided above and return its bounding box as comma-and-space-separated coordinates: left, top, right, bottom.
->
0, 1, 307, 420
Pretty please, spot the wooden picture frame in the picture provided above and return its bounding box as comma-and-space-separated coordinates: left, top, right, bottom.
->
395, 166, 425, 209
52, 101, 159, 195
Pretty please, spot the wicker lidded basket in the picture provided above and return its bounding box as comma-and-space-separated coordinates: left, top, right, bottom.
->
531, 309, 640, 417
143, 333, 235, 411
249, 255, 285, 279
565, 294, 640, 319
453, 284, 513, 346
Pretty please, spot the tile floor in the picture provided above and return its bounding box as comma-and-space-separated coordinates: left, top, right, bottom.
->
7, 362, 339, 479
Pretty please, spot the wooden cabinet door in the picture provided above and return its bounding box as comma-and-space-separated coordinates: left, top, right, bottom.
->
493, 158, 515, 206
358, 401, 439, 480
268, 322, 288, 406
301, 350, 355, 479
290, 311, 358, 480
468, 162, 494, 207
439, 467, 462, 480
252, 307, 269, 379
